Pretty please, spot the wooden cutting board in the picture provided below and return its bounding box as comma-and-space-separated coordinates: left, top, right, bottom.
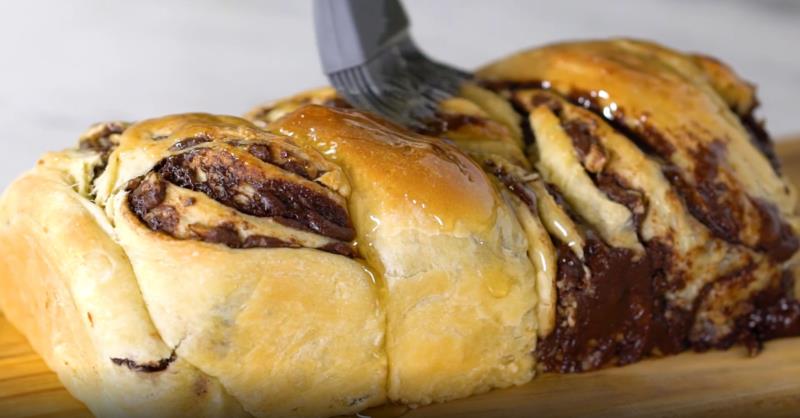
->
2, 138, 800, 418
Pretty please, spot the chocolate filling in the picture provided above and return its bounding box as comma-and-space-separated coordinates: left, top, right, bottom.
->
595, 173, 647, 228
78, 122, 128, 178
189, 223, 319, 252
751, 198, 799, 261
484, 158, 691, 371
225, 138, 339, 185
318, 241, 358, 258
155, 147, 354, 241
689, 264, 759, 350
236, 142, 322, 182
484, 161, 538, 216
127, 174, 354, 257
737, 272, 800, 354
127, 174, 163, 209
663, 153, 798, 263
111, 351, 176, 373
241, 234, 297, 249
127, 145, 356, 257
739, 109, 781, 173
480, 80, 554, 147
78, 125, 124, 155
537, 235, 695, 373
537, 239, 660, 372
561, 119, 596, 160
561, 89, 676, 158
491, 175, 686, 371
687, 265, 800, 354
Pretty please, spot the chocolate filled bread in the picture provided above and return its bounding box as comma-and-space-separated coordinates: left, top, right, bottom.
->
249, 40, 800, 374
1, 39, 799, 418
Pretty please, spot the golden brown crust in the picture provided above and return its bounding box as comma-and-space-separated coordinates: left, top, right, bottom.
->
269, 105, 501, 233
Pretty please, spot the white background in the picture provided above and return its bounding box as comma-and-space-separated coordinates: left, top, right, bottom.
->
1, 0, 799, 189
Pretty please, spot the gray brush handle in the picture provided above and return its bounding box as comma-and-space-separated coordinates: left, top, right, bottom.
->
314, 0, 410, 74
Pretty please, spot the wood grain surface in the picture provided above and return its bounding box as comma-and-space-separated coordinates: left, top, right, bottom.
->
1, 139, 800, 418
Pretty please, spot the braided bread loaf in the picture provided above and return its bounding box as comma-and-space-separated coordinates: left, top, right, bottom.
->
1, 39, 798, 417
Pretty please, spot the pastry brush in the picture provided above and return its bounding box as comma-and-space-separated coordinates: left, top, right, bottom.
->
313, 0, 471, 130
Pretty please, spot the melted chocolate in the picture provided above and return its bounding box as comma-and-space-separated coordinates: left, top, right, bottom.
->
538, 236, 697, 372
111, 351, 176, 373
480, 80, 551, 147
663, 150, 798, 263
126, 173, 356, 258
484, 161, 538, 216
643, 239, 694, 356
561, 119, 597, 159
739, 110, 781, 173
537, 239, 657, 372
156, 147, 354, 241
690, 264, 759, 350
78, 122, 126, 155
595, 173, 647, 228
687, 142, 742, 242
127, 175, 354, 257
241, 234, 297, 249
318, 241, 358, 258
689, 265, 800, 353
187, 223, 349, 254
189, 223, 242, 248
751, 198, 800, 261
527, 93, 564, 115
226, 140, 325, 182
78, 122, 128, 179
738, 272, 800, 353
128, 173, 167, 219
246, 143, 271, 161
